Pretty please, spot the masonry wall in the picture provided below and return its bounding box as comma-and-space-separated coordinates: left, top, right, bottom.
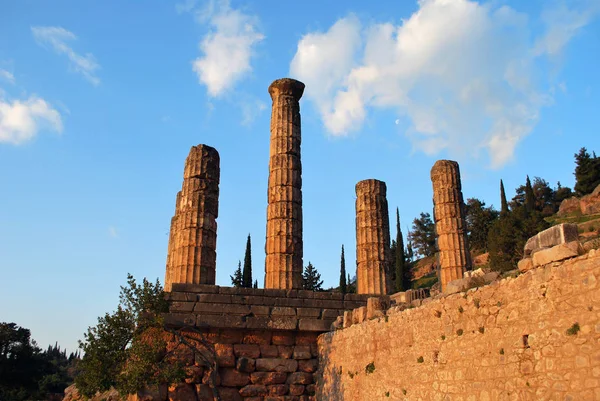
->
316, 251, 600, 401
163, 284, 370, 401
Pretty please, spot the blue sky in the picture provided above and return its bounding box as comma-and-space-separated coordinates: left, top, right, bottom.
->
1, 0, 599, 352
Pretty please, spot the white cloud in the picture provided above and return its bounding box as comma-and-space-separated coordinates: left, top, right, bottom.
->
0, 96, 63, 145
290, 0, 598, 169
191, 0, 264, 97
535, 1, 600, 57
0, 69, 15, 84
31, 26, 100, 86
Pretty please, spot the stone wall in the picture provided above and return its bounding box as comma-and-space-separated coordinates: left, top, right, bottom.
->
163, 285, 369, 401
316, 251, 600, 400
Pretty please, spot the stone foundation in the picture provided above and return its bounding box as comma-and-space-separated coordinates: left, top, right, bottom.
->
164, 285, 369, 400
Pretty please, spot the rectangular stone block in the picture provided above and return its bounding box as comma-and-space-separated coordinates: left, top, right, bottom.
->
298, 319, 334, 332
163, 313, 196, 327
271, 306, 296, 316
296, 308, 321, 318
171, 283, 219, 293
268, 317, 298, 330
196, 314, 246, 329
524, 223, 579, 256
198, 293, 232, 304
170, 301, 195, 313
193, 302, 250, 315
250, 305, 271, 316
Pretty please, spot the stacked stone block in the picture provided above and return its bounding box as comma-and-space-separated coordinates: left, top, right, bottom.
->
265, 78, 305, 290
355, 179, 390, 295
430, 160, 471, 290
165, 145, 220, 291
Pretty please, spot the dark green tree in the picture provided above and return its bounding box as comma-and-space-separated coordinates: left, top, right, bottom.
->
574, 147, 600, 196
0, 323, 45, 401
406, 240, 414, 263
500, 179, 509, 215
253, 280, 258, 289
339, 245, 347, 294
230, 261, 243, 287
394, 208, 409, 291
346, 274, 357, 294
465, 198, 499, 252
242, 234, 252, 288
302, 262, 323, 291
525, 175, 535, 214
75, 274, 181, 398
554, 181, 573, 209
408, 212, 436, 258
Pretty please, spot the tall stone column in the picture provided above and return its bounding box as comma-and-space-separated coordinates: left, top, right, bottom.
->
430, 160, 471, 290
355, 179, 390, 295
265, 78, 305, 289
165, 145, 220, 291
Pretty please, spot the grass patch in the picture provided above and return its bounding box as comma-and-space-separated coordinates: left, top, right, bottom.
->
417, 356, 424, 363
365, 362, 375, 374
456, 329, 463, 336
458, 306, 464, 314
566, 322, 580, 336
412, 272, 438, 289
478, 327, 485, 334
499, 348, 504, 355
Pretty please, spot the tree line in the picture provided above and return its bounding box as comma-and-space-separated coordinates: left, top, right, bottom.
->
0, 323, 80, 400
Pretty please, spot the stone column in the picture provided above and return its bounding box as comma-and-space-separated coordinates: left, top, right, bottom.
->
430, 160, 471, 290
165, 145, 220, 291
355, 179, 390, 295
265, 78, 305, 289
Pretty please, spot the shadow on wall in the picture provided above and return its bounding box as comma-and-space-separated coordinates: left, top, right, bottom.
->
315, 332, 343, 401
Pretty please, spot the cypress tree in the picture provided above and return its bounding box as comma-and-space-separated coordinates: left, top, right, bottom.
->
253, 280, 258, 289
242, 234, 252, 288
339, 245, 347, 294
525, 176, 535, 214
500, 179, 509, 215
394, 208, 408, 292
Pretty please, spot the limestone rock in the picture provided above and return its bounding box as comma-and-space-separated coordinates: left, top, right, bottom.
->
265, 78, 305, 289
524, 223, 579, 257
430, 160, 471, 292
517, 258, 533, 273
532, 241, 583, 267
355, 179, 390, 295
558, 197, 581, 216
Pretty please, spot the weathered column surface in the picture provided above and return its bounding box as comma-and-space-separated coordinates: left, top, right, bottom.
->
355, 179, 390, 295
265, 78, 305, 289
430, 160, 471, 290
165, 145, 220, 292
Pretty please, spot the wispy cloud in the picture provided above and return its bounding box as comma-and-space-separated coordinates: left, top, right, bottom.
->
0, 69, 15, 84
190, 0, 264, 97
290, 0, 598, 169
0, 95, 63, 145
31, 26, 100, 86
240, 97, 267, 126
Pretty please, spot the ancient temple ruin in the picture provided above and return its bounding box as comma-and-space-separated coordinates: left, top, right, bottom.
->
430, 159, 471, 290
164, 145, 220, 292
265, 78, 305, 289
355, 179, 390, 295
156, 78, 600, 401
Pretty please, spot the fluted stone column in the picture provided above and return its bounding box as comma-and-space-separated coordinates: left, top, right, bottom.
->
430, 160, 471, 290
265, 78, 305, 289
355, 179, 390, 295
165, 145, 220, 291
